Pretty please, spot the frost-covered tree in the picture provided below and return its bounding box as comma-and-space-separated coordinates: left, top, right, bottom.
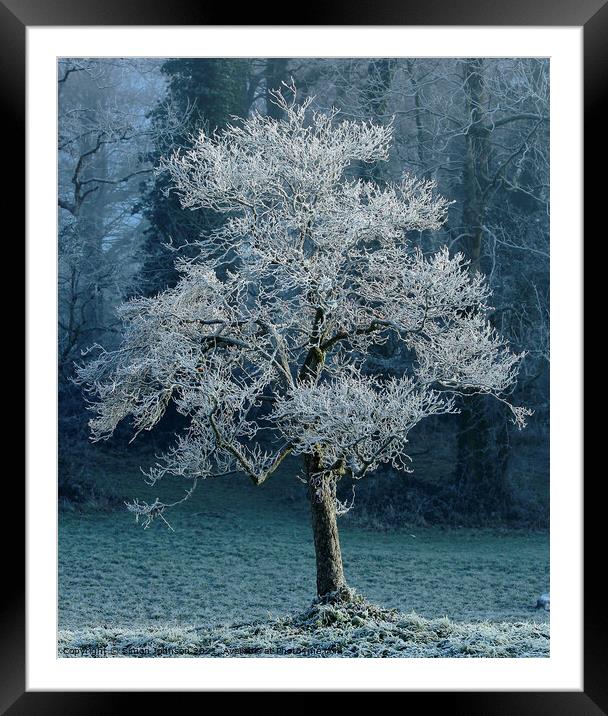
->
78, 84, 530, 599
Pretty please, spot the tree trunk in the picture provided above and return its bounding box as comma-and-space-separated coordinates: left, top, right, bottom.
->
265, 59, 289, 119
305, 455, 346, 598
454, 395, 512, 518
454, 58, 512, 519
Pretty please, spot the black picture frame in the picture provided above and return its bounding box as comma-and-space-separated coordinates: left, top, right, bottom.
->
7, 0, 598, 709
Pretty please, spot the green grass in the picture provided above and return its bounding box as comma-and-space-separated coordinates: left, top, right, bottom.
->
58, 449, 549, 656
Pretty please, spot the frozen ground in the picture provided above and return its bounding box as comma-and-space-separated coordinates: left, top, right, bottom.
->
59, 597, 549, 658
58, 452, 549, 657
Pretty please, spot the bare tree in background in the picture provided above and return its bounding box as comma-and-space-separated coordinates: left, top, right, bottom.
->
58, 59, 192, 502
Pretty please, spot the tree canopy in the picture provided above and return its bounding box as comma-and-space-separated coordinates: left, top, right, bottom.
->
77, 84, 530, 533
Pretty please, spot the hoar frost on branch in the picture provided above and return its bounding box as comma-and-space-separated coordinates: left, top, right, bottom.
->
77, 82, 531, 527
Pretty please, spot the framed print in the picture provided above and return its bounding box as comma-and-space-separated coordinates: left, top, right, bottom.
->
8, 0, 599, 709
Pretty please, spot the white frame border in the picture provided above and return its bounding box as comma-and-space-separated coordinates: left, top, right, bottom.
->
26, 26, 582, 691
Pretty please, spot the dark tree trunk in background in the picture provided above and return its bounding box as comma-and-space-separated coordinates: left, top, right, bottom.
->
265, 59, 290, 119
455, 58, 512, 518
406, 59, 426, 169
359, 59, 393, 183
305, 455, 346, 598
460, 58, 489, 270
455, 397, 512, 517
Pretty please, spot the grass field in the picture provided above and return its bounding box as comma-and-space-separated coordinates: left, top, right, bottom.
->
58, 450, 549, 657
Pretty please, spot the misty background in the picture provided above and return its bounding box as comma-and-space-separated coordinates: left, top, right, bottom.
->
58, 57, 549, 529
